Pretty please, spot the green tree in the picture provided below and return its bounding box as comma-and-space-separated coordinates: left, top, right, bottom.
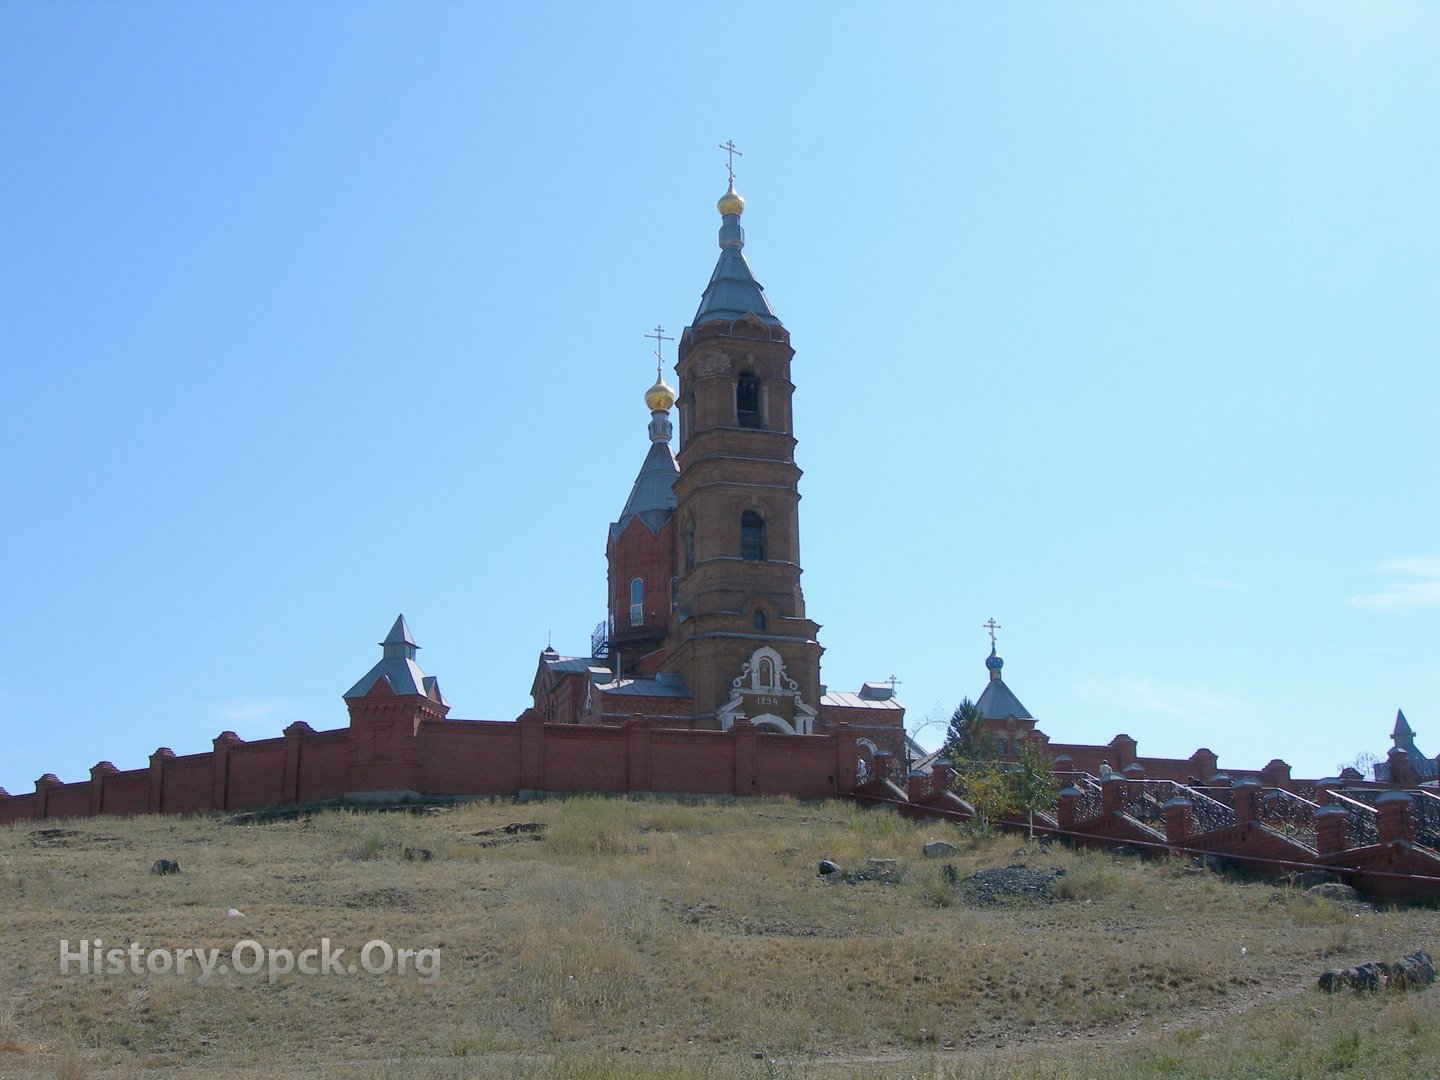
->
942, 697, 988, 763
957, 762, 1017, 833
1009, 739, 1056, 839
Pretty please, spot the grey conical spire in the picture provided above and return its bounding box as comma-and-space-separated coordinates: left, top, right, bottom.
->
381, 614, 418, 659
1393, 708, 1414, 740
612, 380, 678, 537
692, 182, 782, 328
344, 615, 446, 703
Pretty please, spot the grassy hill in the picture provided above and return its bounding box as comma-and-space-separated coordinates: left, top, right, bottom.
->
2, 796, 1438, 1078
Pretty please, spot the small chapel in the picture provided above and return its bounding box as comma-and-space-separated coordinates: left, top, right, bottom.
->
527, 167, 908, 761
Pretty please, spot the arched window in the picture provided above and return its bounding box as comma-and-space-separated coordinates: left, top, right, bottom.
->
629, 578, 643, 627
736, 373, 761, 428
753, 609, 767, 630
740, 511, 766, 561
683, 527, 695, 574
758, 658, 774, 688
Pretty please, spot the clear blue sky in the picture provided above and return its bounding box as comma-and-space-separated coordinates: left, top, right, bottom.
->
2, 2, 1436, 793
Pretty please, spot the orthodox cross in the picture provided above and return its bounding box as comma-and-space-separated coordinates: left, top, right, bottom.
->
983, 618, 1002, 646
885, 674, 902, 692
719, 139, 743, 184
645, 325, 673, 379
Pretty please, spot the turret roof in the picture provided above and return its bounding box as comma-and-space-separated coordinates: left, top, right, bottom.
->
691, 184, 783, 328
343, 615, 447, 704
612, 440, 678, 537
975, 646, 1033, 720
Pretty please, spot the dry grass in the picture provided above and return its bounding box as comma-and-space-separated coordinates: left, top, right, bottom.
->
1, 796, 1438, 1078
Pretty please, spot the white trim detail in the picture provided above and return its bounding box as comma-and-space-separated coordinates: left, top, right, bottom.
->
717, 646, 817, 735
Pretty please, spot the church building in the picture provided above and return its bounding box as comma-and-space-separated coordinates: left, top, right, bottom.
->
529, 172, 907, 760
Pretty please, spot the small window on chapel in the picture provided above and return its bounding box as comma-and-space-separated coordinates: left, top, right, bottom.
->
736, 373, 761, 428
629, 578, 644, 627
741, 511, 766, 562
753, 609, 768, 630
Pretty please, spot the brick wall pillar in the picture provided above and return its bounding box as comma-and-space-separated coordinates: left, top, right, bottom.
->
833, 730, 860, 793
1262, 759, 1292, 791
930, 759, 955, 793
1232, 778, 1261, 824
34, 774, 61, 820
1109, 734, 1138, 769
1163, 797, 1193, 843
282, 722, 314, 805
1315, 778, 1341, 807
1376, 791, 1414, 844
732, 719, 757, 796
211, 731, 242, 811
1314, 805, 1349, 855
1100, 776, 1124, 816
147, 749, 175, 814
873, 750, 894, 785
1190, 748, 1218, 783
1057, 786, 1081, 828
1385, 748, 1415, 788
518, 710, 545, 791
89, 761, 118, 816
625, 718, 651, 793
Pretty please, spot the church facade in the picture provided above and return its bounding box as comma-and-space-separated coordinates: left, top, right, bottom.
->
528, 177, 907, 761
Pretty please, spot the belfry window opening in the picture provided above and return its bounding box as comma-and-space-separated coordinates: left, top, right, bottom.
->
753, 609, 767, 630
741, 511, 767, 562
736, 373, 761, 428
629, 578, 644, 627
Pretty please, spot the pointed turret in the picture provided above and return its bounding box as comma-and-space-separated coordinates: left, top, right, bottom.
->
612, 375, 679, 537
382, 615, 417, 658
1393, 708, 1414, 741
344, 614, 448, 704
976, 644, 1033, 721
606, 349, 681, 672
692, 181, 782, 328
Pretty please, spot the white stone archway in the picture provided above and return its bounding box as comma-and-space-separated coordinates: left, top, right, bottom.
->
717, 646, 817, 735
751, 714, 795, 735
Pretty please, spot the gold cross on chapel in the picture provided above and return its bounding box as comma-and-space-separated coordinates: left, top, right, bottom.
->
644, 325, 673, 380
983, 618, 1002, 646
719, 140, 743, 184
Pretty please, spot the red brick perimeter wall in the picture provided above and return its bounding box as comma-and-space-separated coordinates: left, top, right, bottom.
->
0, 712, 862, 824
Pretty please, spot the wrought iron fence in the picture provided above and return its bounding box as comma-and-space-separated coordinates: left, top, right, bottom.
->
1070, 786, 1103, 822
1341, 787, 1440, 852
1325, 790, 1380, 848
1258, 788, 1319, 849
1415, 791, 1440, 851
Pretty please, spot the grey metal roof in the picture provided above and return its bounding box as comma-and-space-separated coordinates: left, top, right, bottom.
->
1394, 709, 1415, 739
909, 746, 949, 775
541, 655, 612, 682
691, 210, 783, 328
596, 675, 693, 699
612, 440, 678, 537
343, 614, 448, 704
820, 691, 904, 710
976, 676, 1032, 721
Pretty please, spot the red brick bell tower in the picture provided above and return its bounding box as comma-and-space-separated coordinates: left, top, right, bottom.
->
662, 172, 823, 732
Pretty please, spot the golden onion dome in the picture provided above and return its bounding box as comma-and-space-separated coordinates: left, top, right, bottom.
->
645, 378, 676, 412
717, 182, 745, 217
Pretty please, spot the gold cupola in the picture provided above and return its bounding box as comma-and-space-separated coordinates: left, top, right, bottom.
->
645, 378, 676, 413
717, 182, 745, 217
